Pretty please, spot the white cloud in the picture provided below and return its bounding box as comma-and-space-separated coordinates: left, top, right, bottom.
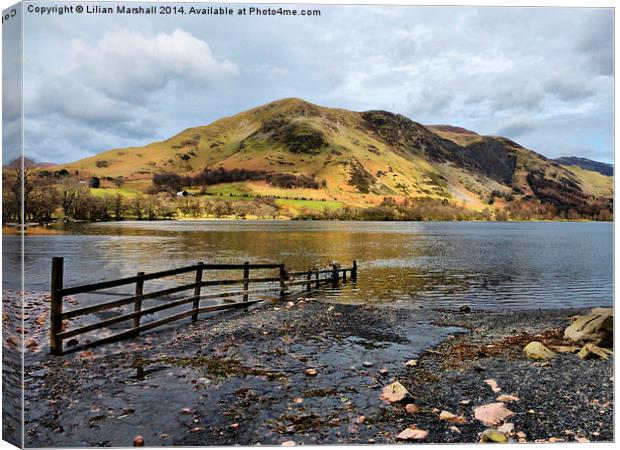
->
24, 28, 239, 157
67, 29, 238, 101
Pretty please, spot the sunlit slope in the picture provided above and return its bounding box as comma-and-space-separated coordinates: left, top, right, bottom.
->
58, 98, 612, 209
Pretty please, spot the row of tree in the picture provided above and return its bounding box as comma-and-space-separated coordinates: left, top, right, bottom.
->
2, 165, 285, 222
151, 167, 320, 194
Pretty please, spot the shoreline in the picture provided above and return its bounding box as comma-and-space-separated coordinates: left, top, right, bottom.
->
2, 218, 612, 235
20, 299, 613, 446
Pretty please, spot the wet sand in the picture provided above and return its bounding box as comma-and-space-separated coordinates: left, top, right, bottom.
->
19, 298, 614, 446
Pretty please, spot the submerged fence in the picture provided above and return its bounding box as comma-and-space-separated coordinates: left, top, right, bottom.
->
49, 257, 357, 355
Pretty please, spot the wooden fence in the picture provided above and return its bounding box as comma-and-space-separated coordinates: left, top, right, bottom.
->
49, 257, 357, 355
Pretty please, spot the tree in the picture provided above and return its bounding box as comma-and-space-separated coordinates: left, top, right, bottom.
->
60, 178, 90, 220
113, 194, 126, 220
211, 200, 232, 218
130, 195, 146, 220
144, 196, 160, 220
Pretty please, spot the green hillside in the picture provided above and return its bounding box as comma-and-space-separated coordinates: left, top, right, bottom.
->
54, 98, 612, 216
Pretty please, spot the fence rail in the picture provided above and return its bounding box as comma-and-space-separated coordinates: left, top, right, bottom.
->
49, 257, 357, 355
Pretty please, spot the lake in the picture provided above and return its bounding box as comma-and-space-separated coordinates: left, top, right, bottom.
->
2, 221, 613, 310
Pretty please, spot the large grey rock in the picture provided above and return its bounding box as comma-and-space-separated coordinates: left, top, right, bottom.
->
564, 308, 613, 347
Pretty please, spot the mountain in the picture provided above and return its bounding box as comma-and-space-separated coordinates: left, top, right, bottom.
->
553, 156, 613, 177
57, 98, 612, 215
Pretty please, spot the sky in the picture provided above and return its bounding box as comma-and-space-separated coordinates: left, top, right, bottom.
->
5, 2, 614, 164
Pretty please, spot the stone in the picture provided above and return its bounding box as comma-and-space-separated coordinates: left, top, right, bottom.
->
564, 309, 613, 347
305, 368, 318, 377
405, 403, 420, 414
474, 402, 514, 426
577, 343, 614, 360
379, 381, 412, 403
379, 368, 389, 376
459, 305, 471, 313
496, 394, 519, 403
285, 301, 295, 308
132, 436, 145, 447
484, 379, 501, 393
497, 423, 514, 434
473, 364, 486, 372
405, 359, 417, 367
397, 426, 428, 441
439, 410, 467, 424
523, 341, 556, 360
281, 441, 296, 446
480, 429, 508, 443
362, 361, 374, 367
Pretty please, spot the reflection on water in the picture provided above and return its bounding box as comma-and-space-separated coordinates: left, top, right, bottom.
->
3, 221, 613, 310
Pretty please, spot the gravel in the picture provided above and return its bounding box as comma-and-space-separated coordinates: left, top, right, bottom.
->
22, 300, 613, 446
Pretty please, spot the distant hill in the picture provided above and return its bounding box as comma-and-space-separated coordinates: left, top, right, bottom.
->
55, 98, 613, 215
3, 157, 55, 169
554, 156, 613, 177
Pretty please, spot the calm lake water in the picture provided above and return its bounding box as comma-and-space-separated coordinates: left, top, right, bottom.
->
3, 221, 613, 310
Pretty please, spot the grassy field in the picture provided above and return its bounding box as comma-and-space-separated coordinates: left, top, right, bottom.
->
90, 187, 142, 197
275, 198, 342, 210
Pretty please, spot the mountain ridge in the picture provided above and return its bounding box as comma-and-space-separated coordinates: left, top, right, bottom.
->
55, 98, 613, 217
553, 156, 613, 177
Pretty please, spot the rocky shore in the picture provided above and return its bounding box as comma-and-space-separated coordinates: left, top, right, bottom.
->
20, 297, 613, 447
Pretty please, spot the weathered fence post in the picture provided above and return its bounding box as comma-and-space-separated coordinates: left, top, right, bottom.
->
332, 263, 339, 288
352, 260, 358, 282
306, 270, 312, 292
133, 272, 145, 331
279, 265, 287, 298
50, 257, 64, 355
342, 268, 347, 283
243, 261, 250, 302
315, 269, 320, 288
192, 262, 204, 322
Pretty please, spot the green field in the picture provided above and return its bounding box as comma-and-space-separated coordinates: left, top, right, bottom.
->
275, 198, 342, 210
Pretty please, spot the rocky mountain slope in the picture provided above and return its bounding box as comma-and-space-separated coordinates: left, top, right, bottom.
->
553, 157, 613, 177
58, 98, 613, 214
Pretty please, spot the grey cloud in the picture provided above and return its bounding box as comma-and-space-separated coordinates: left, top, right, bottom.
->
575, 9, 614, 76
496, 117, 536, 138
543, 76, 596, 102
17, 5, 613, 164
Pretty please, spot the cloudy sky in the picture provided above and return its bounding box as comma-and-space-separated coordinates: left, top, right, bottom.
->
8, 2, 614, 164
